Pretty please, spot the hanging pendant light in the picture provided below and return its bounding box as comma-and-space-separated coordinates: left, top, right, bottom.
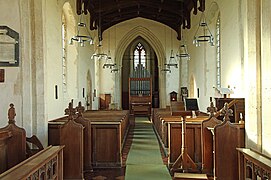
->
177, 28, 190, 60
177, 44, 190, 60
103, 50, 116, 69
110, 26, 119, 73
193, 12, 214, 47
103, 29, 116, 69
165, 50, 178, 68
111, 65, 119, 73
69, 13, 93, 47
161, 67, 171, 73
91, 41, 107, 60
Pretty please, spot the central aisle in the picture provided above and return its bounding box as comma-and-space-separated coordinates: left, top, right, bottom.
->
125, 117, 172, 180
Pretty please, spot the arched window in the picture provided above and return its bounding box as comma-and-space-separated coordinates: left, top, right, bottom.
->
133, 42, 146, 67
216, 14, 221, 88
61, 14, 67, 93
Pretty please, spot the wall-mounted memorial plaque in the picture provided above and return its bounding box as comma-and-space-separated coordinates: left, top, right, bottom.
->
0, 26, 19, 67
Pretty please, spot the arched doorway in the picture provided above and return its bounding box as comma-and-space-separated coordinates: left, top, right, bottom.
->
121, 37, 159, 110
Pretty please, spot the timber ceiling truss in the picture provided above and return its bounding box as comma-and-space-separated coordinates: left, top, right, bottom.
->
76, 0, 205, 40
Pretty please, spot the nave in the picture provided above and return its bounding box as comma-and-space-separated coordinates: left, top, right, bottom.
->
1, 101, 271, 180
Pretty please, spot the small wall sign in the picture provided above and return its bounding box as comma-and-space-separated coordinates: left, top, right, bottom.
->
0, 69, 5, 82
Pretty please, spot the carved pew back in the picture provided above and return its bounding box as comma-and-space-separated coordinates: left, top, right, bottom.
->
214, 112, 245, 179
201, 102, 222, 174
0, 104, 26, 173
74, 102, 92, 172
202, 102, 245, 179
48, 102, 84, 179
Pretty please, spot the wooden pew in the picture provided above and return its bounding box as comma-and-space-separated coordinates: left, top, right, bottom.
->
166, 116, 208, 168
74, 102, 93, 173
0, 103, 26, 173
152, 105, 209, 170
205, 103, 245, 180
0, 130, 12, 173
170, 101, 185, 112
0, 145, 64, 180
201, 102, 222, 174
48, 102, 84, 179
82, 109, 130, 143
152, 108, 172, 144
48, 102, 130, 175
82, 109, 130, 168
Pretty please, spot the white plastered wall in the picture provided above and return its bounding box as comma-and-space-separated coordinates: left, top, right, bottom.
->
0, 1, 22, 127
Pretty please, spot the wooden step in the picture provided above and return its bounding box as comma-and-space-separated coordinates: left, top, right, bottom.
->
174, 173, 208, 180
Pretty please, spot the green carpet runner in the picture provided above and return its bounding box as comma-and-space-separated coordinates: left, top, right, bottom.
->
125, 117, 171, 180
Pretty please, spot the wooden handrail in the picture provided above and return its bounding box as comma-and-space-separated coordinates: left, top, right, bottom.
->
237, 148, 271, 180
0, 145, 64, 180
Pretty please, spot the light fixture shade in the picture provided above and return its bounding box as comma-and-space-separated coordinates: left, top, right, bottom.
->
165, 50, 178, 68
69, 14, 93, 47
161, 67, 171, 73
91, 40, 108, 60
103, 51, 116, 69
177, 44, 190, 60
193, 12, 214, 47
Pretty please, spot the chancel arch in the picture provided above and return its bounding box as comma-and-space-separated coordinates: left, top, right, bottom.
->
121, 37, 159, 110
115, 25, 166, 108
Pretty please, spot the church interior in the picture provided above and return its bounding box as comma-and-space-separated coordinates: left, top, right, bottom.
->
0, 0, 271, 179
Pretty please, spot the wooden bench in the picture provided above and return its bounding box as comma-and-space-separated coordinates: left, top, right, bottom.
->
0, 145, 64, 180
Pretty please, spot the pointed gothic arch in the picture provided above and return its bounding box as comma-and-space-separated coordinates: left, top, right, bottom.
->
115, 26, 167, 108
